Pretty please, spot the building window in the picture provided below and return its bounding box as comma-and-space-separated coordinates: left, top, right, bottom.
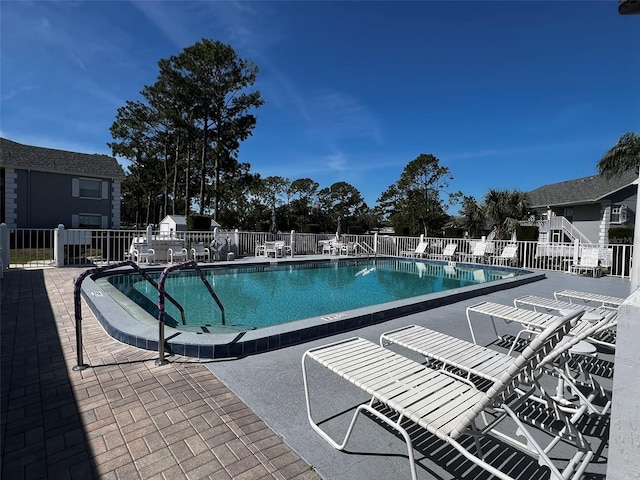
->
79, 178, 102, 199
78, 214, 102, 228
610, 204, 628, 224
563, 207, 574, 222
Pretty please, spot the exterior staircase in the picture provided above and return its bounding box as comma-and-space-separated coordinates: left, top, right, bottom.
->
536, 216, 593, 246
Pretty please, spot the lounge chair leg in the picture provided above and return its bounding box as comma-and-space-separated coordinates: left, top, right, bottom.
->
302, 356, 419, 480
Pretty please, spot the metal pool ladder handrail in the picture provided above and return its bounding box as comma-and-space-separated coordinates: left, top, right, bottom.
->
73, 260, 185, 371
73, 260, 188, 370
156, 261, 225, 365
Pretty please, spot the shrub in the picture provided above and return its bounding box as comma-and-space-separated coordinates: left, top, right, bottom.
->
187, 214, 212, 231
609, 227, 634, 244
302, 224, 321, 234
516, 225, 538, 241
444, 227, 465, 238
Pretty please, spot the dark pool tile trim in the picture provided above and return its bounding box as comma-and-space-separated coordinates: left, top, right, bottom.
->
80, 259, 545, 359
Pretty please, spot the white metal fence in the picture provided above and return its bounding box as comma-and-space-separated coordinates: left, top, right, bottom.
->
0, 223, 633, 278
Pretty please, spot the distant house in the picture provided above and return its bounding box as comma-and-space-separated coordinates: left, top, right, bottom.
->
159, 215, 188, 237
1, 138, 126, 229
159, 215, 221, 237
527, 169, 637, 245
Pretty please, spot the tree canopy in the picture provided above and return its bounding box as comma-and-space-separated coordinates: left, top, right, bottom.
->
377, 154, 459, 236
109, 38, 264, 222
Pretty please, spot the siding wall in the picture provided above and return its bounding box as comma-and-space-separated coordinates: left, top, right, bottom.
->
13, 169, 117, 229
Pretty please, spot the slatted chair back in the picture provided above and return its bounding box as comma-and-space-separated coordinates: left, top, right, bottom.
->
449, 310, 579, 438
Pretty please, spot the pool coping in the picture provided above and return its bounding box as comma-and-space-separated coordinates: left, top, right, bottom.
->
80, 256, 546, 359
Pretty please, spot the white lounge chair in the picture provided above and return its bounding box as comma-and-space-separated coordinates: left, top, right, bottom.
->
167, 244, 188, 263
190, 243, 210, 262
380, 311, 616, 417
460, 242, 487, 263
554, 289, 625, 309
302, 313, 593, 480
431, 243, 457, 261
467, 300, 617, 351
401, 241, 428, 258
570, 248, 602, 277
132, 244, 155, 264
491, 244, 518, 266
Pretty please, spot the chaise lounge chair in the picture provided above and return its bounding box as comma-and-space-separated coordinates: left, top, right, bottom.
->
431, 243, 457, 261
554, 289, 625, 309
401, 241, 428, 258
491, 244, 518, 266
302, 312, 593, 480
380, 311, 616, 417
513, 294, 613, 317
466, 300, 617, 350
459, 241, 487, 263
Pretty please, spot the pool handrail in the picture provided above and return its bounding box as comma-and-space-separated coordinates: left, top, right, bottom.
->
156, 261, 226, 365
73, 260, 187, 370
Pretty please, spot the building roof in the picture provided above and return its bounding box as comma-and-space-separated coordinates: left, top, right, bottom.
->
0, 137, 126, 179
527, 169, 638, 208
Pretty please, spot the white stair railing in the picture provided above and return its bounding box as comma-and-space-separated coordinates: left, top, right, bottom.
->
548, 216, 592, 245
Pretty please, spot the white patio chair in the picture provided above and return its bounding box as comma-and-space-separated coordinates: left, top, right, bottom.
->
303, 312, 593, 480
340, 242, 356, 256
570, 248, 602, 277
190, 243, 210, 262
167, 245, 188, 263
132, 244, 155, 264
255, 242, 266, 257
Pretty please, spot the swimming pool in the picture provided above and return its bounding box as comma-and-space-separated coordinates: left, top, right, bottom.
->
82, 256, 543, 358
101, 258, 519, 332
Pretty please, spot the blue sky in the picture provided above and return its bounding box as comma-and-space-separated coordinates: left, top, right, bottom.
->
1, 1, 639, 214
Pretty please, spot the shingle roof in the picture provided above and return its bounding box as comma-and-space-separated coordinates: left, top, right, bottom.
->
0, 137, 126, 179
527, 169, 638, 208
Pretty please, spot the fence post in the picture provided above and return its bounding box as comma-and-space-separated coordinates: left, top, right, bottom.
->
54, 224, 66, 267
0, 223, 9, 271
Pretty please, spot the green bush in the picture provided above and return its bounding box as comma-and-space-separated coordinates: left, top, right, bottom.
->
255, 221, 271, 232
444, 227, 465, 238
609, 227, 634, 244
302, 224, 321, 234
516, 225, 539, 241
187, 214, 212, 231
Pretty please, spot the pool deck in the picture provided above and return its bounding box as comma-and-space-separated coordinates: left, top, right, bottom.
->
1, 258, 629, 479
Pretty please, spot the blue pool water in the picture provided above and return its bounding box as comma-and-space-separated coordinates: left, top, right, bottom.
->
104, 258, 519, 332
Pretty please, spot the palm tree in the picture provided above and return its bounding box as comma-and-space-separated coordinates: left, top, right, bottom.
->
597, 132, 640, 178
483, 189, 530, 240
597, 132, 640, 292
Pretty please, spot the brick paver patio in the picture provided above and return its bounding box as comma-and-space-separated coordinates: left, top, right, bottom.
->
1, 268, 321, 480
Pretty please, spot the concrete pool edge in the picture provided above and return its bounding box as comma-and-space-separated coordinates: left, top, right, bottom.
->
80, 257, 546, 359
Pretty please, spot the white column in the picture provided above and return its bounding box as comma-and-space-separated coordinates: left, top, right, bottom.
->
54, 224, 66, 267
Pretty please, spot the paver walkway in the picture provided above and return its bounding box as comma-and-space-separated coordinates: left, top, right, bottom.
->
1, 268, 321, 480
